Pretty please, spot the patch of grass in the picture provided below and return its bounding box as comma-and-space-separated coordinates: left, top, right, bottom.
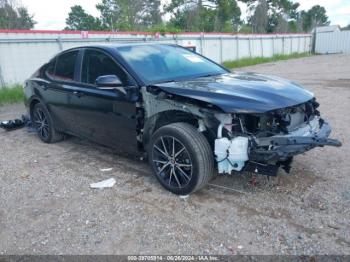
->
223, 52, 311, 69
0, 85, 25, 106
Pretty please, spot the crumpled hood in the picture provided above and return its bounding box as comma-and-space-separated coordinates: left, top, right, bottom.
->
153, 72, 314, 113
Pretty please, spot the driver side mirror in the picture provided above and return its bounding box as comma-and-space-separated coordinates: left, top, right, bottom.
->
96, 75, 123, 88
95, 75, 126, 95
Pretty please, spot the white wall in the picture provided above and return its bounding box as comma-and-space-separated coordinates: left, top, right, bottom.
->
315, 30, 350, 54
0, 30, 312, 86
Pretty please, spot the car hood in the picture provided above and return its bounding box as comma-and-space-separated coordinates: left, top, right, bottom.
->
153, 72, 314, 113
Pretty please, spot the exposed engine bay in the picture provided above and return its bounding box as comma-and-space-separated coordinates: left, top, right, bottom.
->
140, 86, 342, 177
212, 100, 341, 176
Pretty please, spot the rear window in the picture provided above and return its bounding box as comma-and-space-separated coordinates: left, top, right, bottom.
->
45, 59, 56, 79
53, 51, 78, 82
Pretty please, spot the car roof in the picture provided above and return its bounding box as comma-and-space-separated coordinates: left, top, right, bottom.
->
63, 42, 177, 54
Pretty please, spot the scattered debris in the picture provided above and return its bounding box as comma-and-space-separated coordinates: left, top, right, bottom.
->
0, 115, 34, 132
90, 178, 116, 189
21, 175, 30, 180
249, 176, 258, 186
179, 195, 189, 200
100, 168, 113, 172
328, 223, 341, 230
0, 119, 24, 131
208, 182, 246, 194
237, 245, 244, 250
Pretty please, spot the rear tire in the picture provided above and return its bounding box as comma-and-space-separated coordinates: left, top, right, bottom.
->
148, 122, 214, 195
32, 103, 64, 143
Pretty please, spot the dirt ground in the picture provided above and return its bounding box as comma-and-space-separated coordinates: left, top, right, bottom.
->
0, 54, 349, 255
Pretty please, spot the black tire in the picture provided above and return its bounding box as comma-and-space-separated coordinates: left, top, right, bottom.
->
148, 122, 214, 195
32, 103, 64, 143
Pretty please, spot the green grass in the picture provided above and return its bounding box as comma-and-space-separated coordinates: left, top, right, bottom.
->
0, 85, 25, 106
223, 52, 311, 69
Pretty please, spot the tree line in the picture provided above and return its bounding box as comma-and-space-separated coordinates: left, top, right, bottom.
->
0, 0, 349, 33
0, 0, 35, 29
64, 0, 333, 33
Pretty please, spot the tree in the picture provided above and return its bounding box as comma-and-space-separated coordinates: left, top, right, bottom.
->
16, 7, 35, 29
166, 0, 241, 32
142, 0, 163, 27
242, 0, 299, 17
342, 24, 350, 30
167, 2, 215, 32
65, 5, 104, 30
215, 0, 241, 31
301, 5, 330, 32
0, 0, 35, 29
96, 0, 162, 31
250, 0, 268, 33
272, 14, 289, 33
238, 23, 252, 33
241, 0, 332, 33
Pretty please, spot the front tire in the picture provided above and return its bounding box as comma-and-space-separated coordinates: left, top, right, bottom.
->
32, 103, 64, 143
148, 123, 214, 195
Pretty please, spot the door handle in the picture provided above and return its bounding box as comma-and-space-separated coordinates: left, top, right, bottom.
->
73, 91, 84, 97
41, 83, 49, 90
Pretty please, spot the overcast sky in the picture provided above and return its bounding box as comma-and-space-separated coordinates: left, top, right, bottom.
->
20, 0, 350, 30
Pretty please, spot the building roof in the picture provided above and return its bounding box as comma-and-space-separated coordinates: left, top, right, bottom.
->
312, 25, 341, 33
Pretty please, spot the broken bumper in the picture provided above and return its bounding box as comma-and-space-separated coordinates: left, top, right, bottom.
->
250, 118, 342, 163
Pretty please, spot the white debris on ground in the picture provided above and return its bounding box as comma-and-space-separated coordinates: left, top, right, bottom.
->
179, 195, 189, 200
90, 178, 116, 189
100, 168, 113, 172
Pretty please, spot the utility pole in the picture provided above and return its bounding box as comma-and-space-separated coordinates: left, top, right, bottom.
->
111, 16, 114, 32
0, 65, 5, 88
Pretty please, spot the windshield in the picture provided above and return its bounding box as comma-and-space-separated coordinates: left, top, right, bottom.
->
117, 44, 227, 84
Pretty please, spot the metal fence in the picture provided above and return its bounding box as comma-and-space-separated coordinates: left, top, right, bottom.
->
0, 30, 312, 86
315, 30, 350, 54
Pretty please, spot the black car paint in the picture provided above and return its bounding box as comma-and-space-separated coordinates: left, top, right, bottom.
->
25, 44, 325, 158
154, 73, 314, 114
25, 46, 140, 154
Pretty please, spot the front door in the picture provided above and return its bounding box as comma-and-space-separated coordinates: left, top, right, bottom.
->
68, 48, 139, 155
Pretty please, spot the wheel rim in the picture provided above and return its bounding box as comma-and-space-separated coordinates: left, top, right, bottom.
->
34, 108, 49, 140
152, 136, 193, 189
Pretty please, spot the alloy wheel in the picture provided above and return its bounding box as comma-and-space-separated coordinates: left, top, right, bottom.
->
34, 108, 49, 140
152, 136, 193, 189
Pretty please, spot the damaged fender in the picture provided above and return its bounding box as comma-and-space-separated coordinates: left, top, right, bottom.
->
138, 86, 216, 148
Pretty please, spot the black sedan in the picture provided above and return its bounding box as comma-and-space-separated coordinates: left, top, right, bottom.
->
24, 44, 341, 195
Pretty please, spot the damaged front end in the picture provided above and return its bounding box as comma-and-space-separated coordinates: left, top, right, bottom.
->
213, 99, 342, 176
140, 78, 342, 178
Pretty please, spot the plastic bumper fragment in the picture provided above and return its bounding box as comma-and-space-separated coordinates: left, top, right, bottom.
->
250, 120, 342, 163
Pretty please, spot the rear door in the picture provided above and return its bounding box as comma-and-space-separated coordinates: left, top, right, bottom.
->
67, 48, 139, 154
41, 49, 80, 132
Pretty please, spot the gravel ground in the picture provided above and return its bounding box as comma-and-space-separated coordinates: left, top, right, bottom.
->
0, 54, 349, 255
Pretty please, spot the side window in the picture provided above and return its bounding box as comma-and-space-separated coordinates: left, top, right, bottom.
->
45, 59, 56, 79
81, 49, 129, 85
54, 51, 78, 82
